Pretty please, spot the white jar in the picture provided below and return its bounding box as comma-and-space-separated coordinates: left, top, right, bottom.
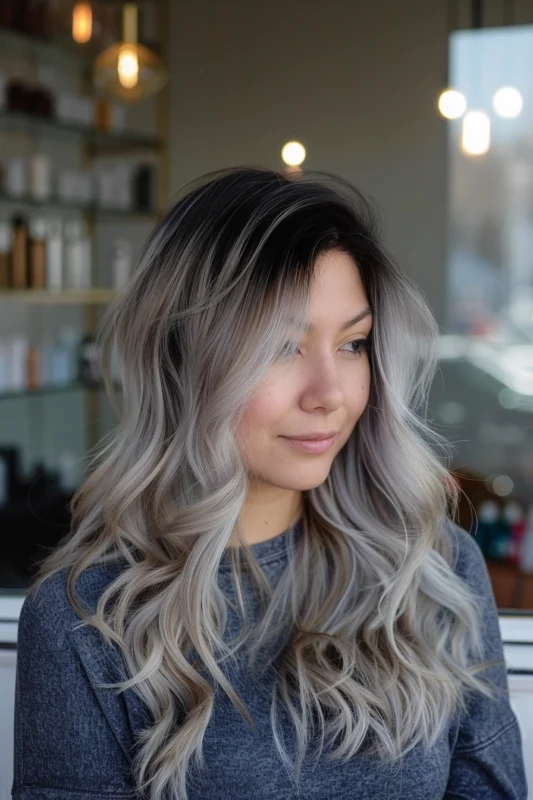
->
46, 218, 63, 291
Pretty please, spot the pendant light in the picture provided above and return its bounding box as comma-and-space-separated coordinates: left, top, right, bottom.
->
93, 2, 168, 101
437, 0, 467, 119
72, 2, 93, 44
492, 0, 523, 119
461, 0, 490, 156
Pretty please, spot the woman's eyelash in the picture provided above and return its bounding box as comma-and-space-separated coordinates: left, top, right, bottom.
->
278, 337, 371, 359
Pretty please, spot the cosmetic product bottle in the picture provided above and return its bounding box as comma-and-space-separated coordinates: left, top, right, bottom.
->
133, 163, 156, 211
79, 334, 99, 384
57, 326, 81, 382
50, 336, 69, 385
29, 153, 52, 201
10, 215, 28, 289
5, 157, 27, 198
29, 217, 47, 289
10, 335, 29, 391
45, 217, 63, 291
0, 220, 10, 288
65, 220, 92, 289
39, 337, 54, 385
27, 344, 40, 390
111, 239, 132, 289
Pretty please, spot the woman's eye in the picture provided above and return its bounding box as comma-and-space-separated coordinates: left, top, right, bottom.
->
277, 338, 370, 360
342, 338, 371, 357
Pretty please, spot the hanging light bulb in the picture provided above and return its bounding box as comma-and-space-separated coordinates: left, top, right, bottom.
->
93, 3, 168, 101
461, 110, 490, 156
72, 2, 92, 44
436, 1, 466, 120
437, 88, 467, 119
281, 141, 306, 167
493, 86, 523, 118
117, 45, 139, 89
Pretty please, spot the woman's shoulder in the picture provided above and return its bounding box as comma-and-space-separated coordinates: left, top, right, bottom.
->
442, 517, 491, 588
19, 558, 128, 643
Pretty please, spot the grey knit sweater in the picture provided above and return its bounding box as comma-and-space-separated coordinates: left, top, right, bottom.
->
12, 519, 528, 799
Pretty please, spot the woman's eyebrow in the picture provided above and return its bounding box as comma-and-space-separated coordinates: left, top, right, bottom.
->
287, 307, 372, 333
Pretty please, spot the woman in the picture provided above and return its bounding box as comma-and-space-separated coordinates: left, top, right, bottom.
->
12, 166, 527, 800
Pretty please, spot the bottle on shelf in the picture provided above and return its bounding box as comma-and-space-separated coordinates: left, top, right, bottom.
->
57, 326, 81, 383
133, 163, 156, 212
29, 153, 52, 201
10, 214, 28, 289
64, 219, 92, 290
0, 219, 10, 288
111, 239, 132, 289
9, 335, 29, 390
4, 156, 27, 198
27, 341, 40, 390
79, 333, 100, 384
29, 217, 47, 288
45, 217, 63, 290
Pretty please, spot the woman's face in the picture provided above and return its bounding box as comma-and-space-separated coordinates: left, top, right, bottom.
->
236, 249, 373, 493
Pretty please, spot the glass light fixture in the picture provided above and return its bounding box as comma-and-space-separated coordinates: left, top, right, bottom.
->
437, 88, 467, 120
461, 110, 490, 156
93, 3, 168, 101
72, 2, 92, 44
492, 86, 523, 118
281, 141, 306, 167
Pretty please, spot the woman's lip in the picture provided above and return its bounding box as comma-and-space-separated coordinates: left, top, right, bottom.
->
283, 433, 338, 441
281, 435, 335, 453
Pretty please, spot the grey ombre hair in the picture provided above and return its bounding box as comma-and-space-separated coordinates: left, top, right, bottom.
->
28, 166, 503, 799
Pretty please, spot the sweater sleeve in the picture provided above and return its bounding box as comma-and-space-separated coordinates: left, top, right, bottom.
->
12, 577, 137, 800
443, 522, 528, 800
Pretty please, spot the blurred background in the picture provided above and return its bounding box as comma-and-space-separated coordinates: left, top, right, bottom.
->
1, 0, 533, 792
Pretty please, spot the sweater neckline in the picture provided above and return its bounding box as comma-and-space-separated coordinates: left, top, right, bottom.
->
219, 516, 303, 571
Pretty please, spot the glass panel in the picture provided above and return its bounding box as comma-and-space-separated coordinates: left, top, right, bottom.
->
433, 24, 533, 611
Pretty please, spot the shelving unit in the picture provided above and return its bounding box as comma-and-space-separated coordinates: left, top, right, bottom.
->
0, 109, 163, 150
0, 288, 117, 303
0, 191, 158, 218
0, 2, 169, 566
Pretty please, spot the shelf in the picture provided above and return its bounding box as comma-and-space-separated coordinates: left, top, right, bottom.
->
0, 288, 117, 304
0, 380, 115, 401
0, 111, 162, 151
0, 192, 158, 220
0, 28, 90, 67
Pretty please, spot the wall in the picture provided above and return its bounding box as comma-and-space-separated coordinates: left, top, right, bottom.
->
165, 0, 533, 331
166, 0, 450, 324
